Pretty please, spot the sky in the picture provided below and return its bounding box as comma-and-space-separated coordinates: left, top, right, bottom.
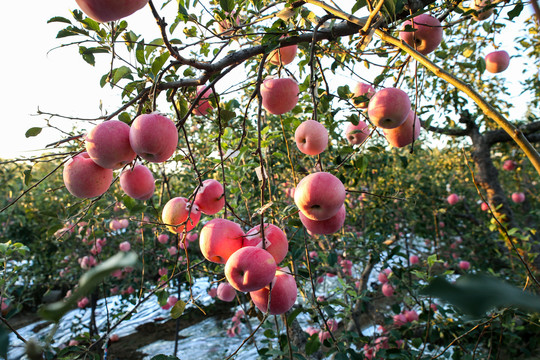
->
0, 1, 533, 159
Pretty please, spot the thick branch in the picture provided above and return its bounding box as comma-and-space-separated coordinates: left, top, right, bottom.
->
485, 120, 540, 145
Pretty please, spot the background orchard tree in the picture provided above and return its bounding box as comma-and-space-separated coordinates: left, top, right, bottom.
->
1, 0, 539, 359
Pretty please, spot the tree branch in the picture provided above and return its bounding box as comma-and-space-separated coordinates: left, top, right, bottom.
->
485, 120, 540, 145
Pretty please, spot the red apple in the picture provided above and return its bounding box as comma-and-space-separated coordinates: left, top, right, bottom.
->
345, 121, 370, 145
352, 82, 375, 108
458, 260, 471, 270
399, 14, 443, 55
75, 0, 149, 23
199, 218, 244, 264
225, 247, 277, 292
511, 192, 526, 203
294, 172, 346, 221
368, 88, 411, 129
194, 179, 225, 215
192, 86, 214, 116
299, 205, 346, 235
382, 110, 421, 147
162, 197, 201, 234
244, 224, 289, 264
480, 202, 489, 211
63, 152, 113, 198
294, 120, 329, 156
269, 44, 298, 66
409, 255, 419, 265
447, 193, 459, 205
119, 164, 155, 201
485, 50, 510, 74
217, 282, 237, 302
250, 268, 297, 315
85, 120, 136, 169
129, 113, 178, 163
261, 78, 299, 115
382, 283, 394, 297
502, 160, 517, 171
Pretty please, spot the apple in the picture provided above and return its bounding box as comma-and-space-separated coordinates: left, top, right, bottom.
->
382, 110, 421, 147
447, 193, 459, 205
244, 224, 289, 264
119, 164, 155, 201
225, 247, 277, 292
75, 0, 149, 23
480, 202, 489, 211
199, 218, 244, 264
193, 86, 214, 116
294, 172, 346, 221
393, 313, 407, 326
250, 268, 297, 315
162, 197, 201, 234
294, 120, 329, 156
194, 179, 225, 215
458, 260, 471, 270
129, 113, 178, 163
269, 44, 298, 66
63, 152, 113, 198
399, 14, 443, 55
352, 82, 375, 108
502, 160, 517, 171
299, 205, 346, 235
404, 310, 418, 322
85, 120, 136, 169
378, 269, 391, 284
485, 50, 510, 74
261, 78, 299, 115
345, 121, 370, 145
368, 88, 411, 129
217, 282, 237, 302
409, 255, 419, 265
511, 192, 526, 203
382, 283, 395, 297
158, 234, 169, 244
119, 241, 131, 252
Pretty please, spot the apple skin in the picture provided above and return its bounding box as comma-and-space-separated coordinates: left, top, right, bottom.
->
345, 121, 370, 145
261, 78, 299, 115
63, 152, 113, 198
199, 218, 245, 264
352, 82, 375, 108
193, 86, 214, 116
447, 193, 459, 205
225, 247, 277, 292
250, 268, 297, 315
382, 110, 421, 148
502, 160, 517, 171
399, 14, 443, 55
120, 164, 155, 201
129, 113, 178, 163
299, 205, 346, 235
485, 50, 510, 74
217, 282, 237, 302
294, 120, 329, 156
269, 45, 298, 66
294, 172, 346, 221
244, 224, 289, 264
162, 197, 201, 234
511, 192, 526, 203
194, 179, 225, 215
85, 120, 136, 169
75, 0, 149, 23
368, 88, 411, 129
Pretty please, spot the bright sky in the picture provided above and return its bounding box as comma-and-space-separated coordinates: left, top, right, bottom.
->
0, 1, 533, 159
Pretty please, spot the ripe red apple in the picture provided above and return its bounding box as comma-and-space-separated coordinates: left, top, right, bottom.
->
269, 44, 298, 66
299, 205, 346, 235
352, 82, 375, 108
194, 179, 225, 215
85, 120, 136, 169
485, 50, 510, 74
458, 260, 471, 270
480, 202, 489, 211
399, 14, 443, 55
193, 86, 214, 116
409, 255, 419, 265
368, 88, 411, 129
382, 110, 421, 148
162, 197, 201, 234
217, 282, 237, 302
250, 268, 297, 315
294, 172, 346, 221
294, 120, 329, 156
75, 0, 149, 23
502, 160, 517, 171
382, 283, 394, 297
119, 164, 155, 201
261, 78, 299, 115
447, 193, 459, 205
511, 192, 526, 203
199, 218, 244, 264
225, 247, 277, 292
244, 224, 289, 264
129, 113, 178, 163
345, 121, 370, 145
63, 152, 113, 198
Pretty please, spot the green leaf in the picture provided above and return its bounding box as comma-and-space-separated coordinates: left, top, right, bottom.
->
421, 275, 540, 318
112, 66, 133, 85
170, 299, 186, 319
47, 16, 72, 24
25, 127, 42, 138
219, 0, 235, 12
287, 307, 302, 324
507, 2, 524, 20
0, 326, 8, 359
476, 57, 486, 74
118, 112, 131, 124
305, 334, 320, 355
23, 169, 32, 186
150, 356, 181, 360
151, 52, 171, 77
